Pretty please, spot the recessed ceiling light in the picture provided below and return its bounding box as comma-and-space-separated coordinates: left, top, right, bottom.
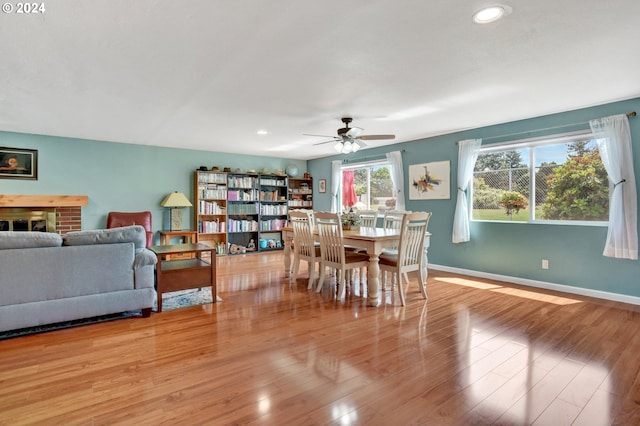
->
256, 129, 268, 135
473, 5, 512, 24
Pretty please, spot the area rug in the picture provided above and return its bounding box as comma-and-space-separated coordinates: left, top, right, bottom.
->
0, 289, 222, 340
154, 288, 222, 312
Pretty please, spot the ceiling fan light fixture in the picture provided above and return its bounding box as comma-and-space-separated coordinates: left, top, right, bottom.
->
308, 117, 394, 153
473, 5, 511, 24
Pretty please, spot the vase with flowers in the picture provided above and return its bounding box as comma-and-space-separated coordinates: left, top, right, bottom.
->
341, 209, 360, 230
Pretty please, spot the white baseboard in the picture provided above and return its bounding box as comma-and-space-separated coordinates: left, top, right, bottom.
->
428, 264, 640, 306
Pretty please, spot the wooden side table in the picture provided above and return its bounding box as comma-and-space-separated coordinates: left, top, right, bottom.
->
159, 230, 198, 260
159, 230, 198, 244
150, 243, 216, 312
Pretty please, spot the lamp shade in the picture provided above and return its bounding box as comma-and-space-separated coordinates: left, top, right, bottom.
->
160, 191, 192, 208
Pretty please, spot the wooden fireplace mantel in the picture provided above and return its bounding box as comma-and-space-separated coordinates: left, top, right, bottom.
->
0, 195, 89, 208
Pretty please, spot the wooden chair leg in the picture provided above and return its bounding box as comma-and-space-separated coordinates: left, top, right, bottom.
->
316, 264, 327, 293
338, 269, 347, 300
291, 255, 301, 285
307, 261, 318, 290
397, 271, 406, 306
418, 263, 428, 299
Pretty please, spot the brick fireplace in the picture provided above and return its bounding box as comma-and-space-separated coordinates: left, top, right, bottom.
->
0, 195, 88, 235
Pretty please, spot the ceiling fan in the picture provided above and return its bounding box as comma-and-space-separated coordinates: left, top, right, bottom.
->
304, 117, 395, 154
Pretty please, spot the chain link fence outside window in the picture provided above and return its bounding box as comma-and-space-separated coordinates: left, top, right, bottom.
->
472, 143, 608, 222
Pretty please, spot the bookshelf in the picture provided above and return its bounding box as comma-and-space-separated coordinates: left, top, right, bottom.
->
287, 178, 313, 211
194, 170, 292, 255
227, 172, 260, 254
194, 171, 228, 255
259, 174, 288, 252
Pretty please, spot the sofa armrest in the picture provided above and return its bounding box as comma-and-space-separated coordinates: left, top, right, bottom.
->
133, 248, 157, 290
134, 248, 157, 268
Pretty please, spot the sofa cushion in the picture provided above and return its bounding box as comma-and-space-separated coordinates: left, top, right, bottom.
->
0, 231, 63, 249
63, 225, 146, 249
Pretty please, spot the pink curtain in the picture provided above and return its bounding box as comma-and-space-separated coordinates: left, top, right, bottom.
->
342, 170, 357, 207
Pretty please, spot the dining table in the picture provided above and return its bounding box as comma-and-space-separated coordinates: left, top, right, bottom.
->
282, 225, 431, 307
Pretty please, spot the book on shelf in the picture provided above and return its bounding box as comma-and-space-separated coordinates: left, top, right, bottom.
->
260, 204, 287, 216
228, 189, 258, 201
260, 218, 287, 231
228, 219, 259, 232
198, 219, 226, 234
198, 200, 226, 214
199, 185, 227, 199
197, 172, 227, 184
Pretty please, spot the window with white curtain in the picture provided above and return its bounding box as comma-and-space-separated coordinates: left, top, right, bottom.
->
472, 131, 609, 224
340, 160, 394, 212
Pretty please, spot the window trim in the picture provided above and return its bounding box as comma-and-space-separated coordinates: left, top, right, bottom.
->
340, 159, 391, 211
471, 129, 609, 226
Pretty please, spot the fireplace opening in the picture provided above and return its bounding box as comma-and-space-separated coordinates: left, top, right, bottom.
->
0, 208, 56, 232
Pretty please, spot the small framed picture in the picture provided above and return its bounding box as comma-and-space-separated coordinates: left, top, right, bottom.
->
0, 147, 38, 180
318, 179, 326, 193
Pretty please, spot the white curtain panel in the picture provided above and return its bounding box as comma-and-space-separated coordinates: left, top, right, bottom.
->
331, 160, 342, 213
452, 139, 482, 243
386, 150, 406, 211
589, 114, 638, 260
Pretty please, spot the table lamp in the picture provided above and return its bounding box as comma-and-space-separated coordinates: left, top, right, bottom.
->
160, 191, 192, 231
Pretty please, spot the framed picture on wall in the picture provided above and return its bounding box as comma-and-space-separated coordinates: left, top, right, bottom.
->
409, 161, 450, 200
0, 147, 38, 180
318, 179, 326, 193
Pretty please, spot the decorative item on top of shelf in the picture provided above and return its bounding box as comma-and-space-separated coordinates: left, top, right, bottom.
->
259, 167, 269, 174
198, 166, 208, 171
211, 166, 220, 171
247, 169, 257, 174
160, 191, 193, 231
304, 172, 311, 179
273, 169, 286, 176
223, 167, 231, 172
286, 164, 299, 178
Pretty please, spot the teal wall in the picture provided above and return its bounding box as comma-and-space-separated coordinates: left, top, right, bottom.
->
308, 97, 640, 298
0, 132, 306, 237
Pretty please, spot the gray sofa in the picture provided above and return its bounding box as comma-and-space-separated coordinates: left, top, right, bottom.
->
0, 225, 157, 333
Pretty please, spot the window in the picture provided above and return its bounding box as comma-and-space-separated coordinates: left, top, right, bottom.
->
341, 160, 395, 212
472, 131, 609, 224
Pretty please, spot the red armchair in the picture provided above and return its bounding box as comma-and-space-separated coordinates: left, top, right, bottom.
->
106, 211, 154, 247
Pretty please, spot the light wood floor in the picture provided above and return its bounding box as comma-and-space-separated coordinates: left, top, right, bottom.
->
2, 252, 640, 425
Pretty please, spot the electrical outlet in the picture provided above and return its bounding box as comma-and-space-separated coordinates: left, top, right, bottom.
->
542, 259, 549, 269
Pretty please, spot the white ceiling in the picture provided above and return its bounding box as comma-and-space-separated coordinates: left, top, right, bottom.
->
1, 1, 639, 160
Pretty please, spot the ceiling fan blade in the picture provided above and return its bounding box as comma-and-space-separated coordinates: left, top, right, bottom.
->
358, 134, 396, 141
345, 127, 364, 138
312, 139, 340, 146
303, 133, 337, 138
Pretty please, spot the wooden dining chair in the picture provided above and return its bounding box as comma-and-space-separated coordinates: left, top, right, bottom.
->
379, 211, 432, 306
380, 210, 411, 288
357, 209, 379, 228
382, 210, 409, 230
348, 209, 379, 287
289, 209, 320, 289
314, 212, 370, 299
